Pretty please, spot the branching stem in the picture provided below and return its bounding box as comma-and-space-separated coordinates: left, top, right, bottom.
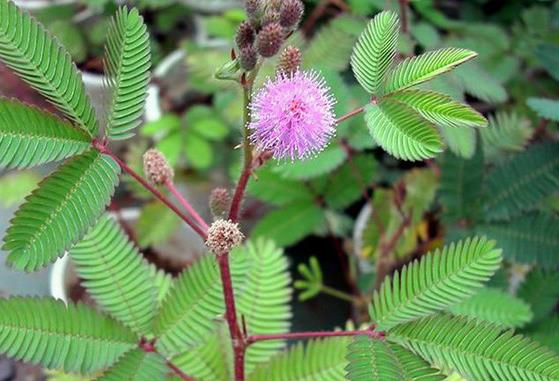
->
165, 179, 209, 231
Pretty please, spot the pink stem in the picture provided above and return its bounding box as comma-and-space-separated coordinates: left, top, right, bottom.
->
228, 165, 252, 223
166, 360, 197, 381
335, 106, 365, 125
246, 328, 385, 346
94, 143, 208, 240
165, 179, 210, 231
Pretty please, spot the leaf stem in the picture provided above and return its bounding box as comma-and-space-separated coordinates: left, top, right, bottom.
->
166, 360, 197, 381
165, 179, 209, 231
321, 285, 358, 303
93, 142, 208, 240
335, 106, 365, 125
246, 327, 384, 346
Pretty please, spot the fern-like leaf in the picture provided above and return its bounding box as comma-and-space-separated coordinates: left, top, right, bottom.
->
248, 338, 350, 381
345, 336, 403, 381
365, 100, 443, 161
70, 215, 157, 335
450, 288, 533, 328
3, 150, 120, 271
384, 48, 477, 94
481, 111, 533, 159
518, 270, 559, 322
483, 142, 559, 221
527, 98, 559, 122
0, 98, 91, 169
477, 212, 559, 267
451, 62, 508, 104
95, 349, 167, 381
370, 236, 502, 331
104, 7, 151, 140
389, 314, 559, 381
0, 0, 98, 135
388, 89, 487, 128
389, 343, 446, 381
0, 297, 136, 374
351, 11, 399, 95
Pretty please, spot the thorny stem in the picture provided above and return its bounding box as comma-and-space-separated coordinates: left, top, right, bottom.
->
93, 141, 208, 240
165, 179, 209, 231
246, 327, 385, 346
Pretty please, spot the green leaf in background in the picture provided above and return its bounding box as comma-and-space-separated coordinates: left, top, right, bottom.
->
481, 111, 533, 160
451, 62, 508, 104
371, 237, 502, 331
185, 106, 229, 141
388, 89, 487, 128
518, 270, 559, 322
48, 20, 87, 63
527, 98, 559, 121
524, 317, 559, 354
252, 202, 325, 247
345, 336, 403, 381
411, 23, 441, 49
142, 114, 182, 137
0, 171, 40, 208
449, 287, 533, 328
136, 202, 181, 248
439, 125, 476, 159
294, 256, 323, 301
96, 349, 167, 381
389, 343, 446, 381
248, 167, 315, 206
350, 11, 399, 95
365, 101, 443, 161
184, 131, 213, 169
0, 98, 92, 169
483, 142, 559, 221
273, 145, 347, 180
3, 150, 120, 271
535, 43, 559, 82
104, 7, 151, 140
438, 147, 484, 224
156, 130, 183, 166
478, 212, 559, 267
383, 48, 477, 94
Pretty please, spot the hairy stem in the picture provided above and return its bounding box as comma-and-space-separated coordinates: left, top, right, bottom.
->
94, 143, 208, 240
246, 328, 384, 346
165, 179, 209, 231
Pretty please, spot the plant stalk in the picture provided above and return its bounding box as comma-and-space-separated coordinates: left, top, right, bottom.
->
165, 179, 209, 231
246, 328, 385, 346
335, 106, 365, 125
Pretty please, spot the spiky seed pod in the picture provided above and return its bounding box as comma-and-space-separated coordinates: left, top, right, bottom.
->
257, 22, 284, 58
240, 45, 258, 71
143, 149, 174, 185
209, 188, 231, 219
236, 21, 255, 49
280, 0, 304, 28
245, 0, 262, 27
278, 45, 302, 74
206, 219, 244, 255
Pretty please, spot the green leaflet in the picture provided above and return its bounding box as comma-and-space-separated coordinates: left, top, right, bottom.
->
365, 100, 443, 161
0, 298, 136, 374
439, 124, 476, 159
345, 336, 404, 381
477, 212, 559, 267
518, 270, 559, 322
438, 147, 484, 223
450, 62, 508, 104
104, 7, 151, 140
0, 0, 98, 135
351, 11, 399, 95
95, 349, 167, 381
383, 48, 477, 94
389, 314, 559, 381
523, 317, 559, 354
450, 288, 533, 328
273, 144, 347, 180
483, 142, 559, 221
480, 111, 533, 160
371, 237, 502, 331
387, 89, 487, 128
527, 97, 559, 122
70, 215, 158, 336
248, 167, 315, 206
248, 338, 350, 381
0, 98, 91, 169
3, 150, 120, 271
389, 343, 445, 381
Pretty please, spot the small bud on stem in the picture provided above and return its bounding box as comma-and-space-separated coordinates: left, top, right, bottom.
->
143, 149, 174, 185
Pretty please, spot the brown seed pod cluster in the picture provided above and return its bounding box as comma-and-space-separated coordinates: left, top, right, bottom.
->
236, 0, 304, 70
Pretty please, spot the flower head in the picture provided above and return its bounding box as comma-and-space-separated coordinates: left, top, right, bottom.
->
249, 70, 336, 160
206, 219, 244, 255
143, 149, 173, 185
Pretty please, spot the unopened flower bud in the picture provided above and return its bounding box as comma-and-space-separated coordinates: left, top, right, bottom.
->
278, 45, 301, 74
236, 21, 255, 49
209, 187, 231, 219
206, 219, 244, 255
240, 45, 258, 71
280, 0, 304, 28
263, 8, 280, 25
257, 22, 284, 58
245, 0, 262, 27
143, 149, 174, 185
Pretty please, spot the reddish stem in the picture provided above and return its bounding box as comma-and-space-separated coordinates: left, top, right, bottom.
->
165, 179, 209, 231
246, 328, 385, 346
94, 143, 208, 240
166, 360, 197, 381
399, 0, 409, 34
217, 253, 245, 380
228, 164, 252, 223
336, 106, 365, 125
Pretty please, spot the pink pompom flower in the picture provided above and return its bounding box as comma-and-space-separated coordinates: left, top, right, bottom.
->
248, 70, 336, 160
